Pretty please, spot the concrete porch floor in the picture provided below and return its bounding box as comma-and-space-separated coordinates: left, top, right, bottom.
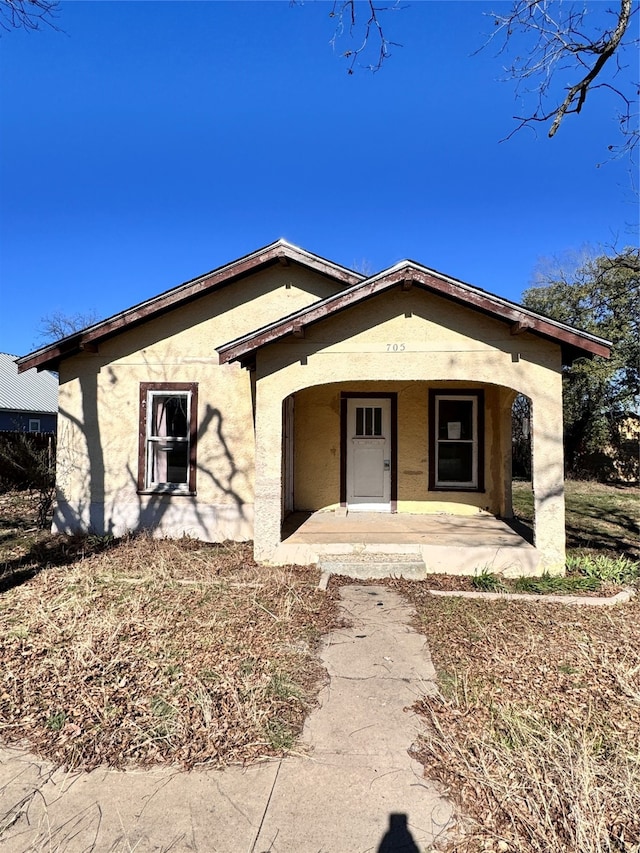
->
275, 510, 540, 577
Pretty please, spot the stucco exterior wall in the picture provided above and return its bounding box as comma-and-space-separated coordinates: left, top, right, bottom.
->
54, 265, 344, 539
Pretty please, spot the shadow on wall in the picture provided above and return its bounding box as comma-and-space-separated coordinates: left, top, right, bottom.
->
55, 361, 249, 540
121, 404, 250, 537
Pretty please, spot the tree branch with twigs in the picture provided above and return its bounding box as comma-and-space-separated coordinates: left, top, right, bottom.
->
307, 0, 639, 161
486, 0, 638, 156
0, 0, 59, 33
327, 0, 404, 73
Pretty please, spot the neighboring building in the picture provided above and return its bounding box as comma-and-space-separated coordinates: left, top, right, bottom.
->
606, 412, 639, 483
0, 351, 58, 433
17, 240, 610, 574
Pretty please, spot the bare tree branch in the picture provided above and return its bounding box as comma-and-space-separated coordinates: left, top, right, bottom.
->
301, 1, 638, 160
37, 311, 99, 345
327, 0, 404, 73
486, 0, 639, 155
0, 0, 60, 33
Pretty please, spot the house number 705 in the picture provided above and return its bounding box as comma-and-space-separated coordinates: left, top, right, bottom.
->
386, 343, 406, 352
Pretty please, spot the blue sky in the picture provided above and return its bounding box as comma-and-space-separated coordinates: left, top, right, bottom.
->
1, 1, 637, 357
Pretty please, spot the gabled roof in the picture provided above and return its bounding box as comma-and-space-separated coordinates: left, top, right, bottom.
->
16, 240, 364, 373
0, 352, 58, 414
217, 259, 611, 366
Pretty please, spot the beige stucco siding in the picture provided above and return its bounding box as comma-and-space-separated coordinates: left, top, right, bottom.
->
54, 265, 344, 539
293, 385, 340, 510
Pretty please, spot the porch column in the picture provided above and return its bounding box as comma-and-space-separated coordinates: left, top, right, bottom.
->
253, 381, 283, 562
531, 387, 566, 575
499, 389, 517, 518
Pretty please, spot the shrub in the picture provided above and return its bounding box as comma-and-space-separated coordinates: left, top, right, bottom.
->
0, 432, 55, 527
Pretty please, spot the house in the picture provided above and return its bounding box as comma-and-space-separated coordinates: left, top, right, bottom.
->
16, 240, 610, 575
613, 412, 640, 483
0, 351, 58, 433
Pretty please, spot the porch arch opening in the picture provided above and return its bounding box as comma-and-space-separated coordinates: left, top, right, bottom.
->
265, 379, 563, 574
279, 379, 527, 520
511, 392, 534, 546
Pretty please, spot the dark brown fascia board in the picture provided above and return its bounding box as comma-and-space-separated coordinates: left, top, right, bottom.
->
217, 261, 611, 364
406, 265, 611, 359
16, 239, 364, 373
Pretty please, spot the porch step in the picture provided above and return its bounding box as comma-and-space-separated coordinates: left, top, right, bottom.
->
318, 552, 428, 580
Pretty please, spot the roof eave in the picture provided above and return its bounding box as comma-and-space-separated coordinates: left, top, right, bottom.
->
217, 264, 611, 365
16, 240, 363, 373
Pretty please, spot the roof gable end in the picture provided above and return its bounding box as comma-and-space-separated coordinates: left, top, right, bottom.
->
17, 240, 363, 373
217, 260, 611, 365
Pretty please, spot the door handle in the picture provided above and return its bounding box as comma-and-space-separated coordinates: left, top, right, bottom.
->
383, 459, 391, 471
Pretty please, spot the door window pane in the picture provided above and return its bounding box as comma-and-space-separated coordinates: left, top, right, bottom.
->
374, 407, 382, 435
355, 406, 383, 437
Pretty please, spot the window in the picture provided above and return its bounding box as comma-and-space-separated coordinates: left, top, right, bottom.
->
355, 405, 383, 437
138, 383, 198, 493
28, 419, 41, 432
428, 390, 484, 491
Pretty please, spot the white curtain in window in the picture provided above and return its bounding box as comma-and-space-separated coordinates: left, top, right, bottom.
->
152, 397, 168, 482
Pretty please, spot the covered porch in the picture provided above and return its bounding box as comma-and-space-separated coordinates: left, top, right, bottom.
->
217, 274, 577, 575
275, 508, 539, 577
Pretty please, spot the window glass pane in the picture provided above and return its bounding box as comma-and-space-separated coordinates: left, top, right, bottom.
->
365, 407, 373, 435
152, 395, 188, 438
355, 405, 383, 436
150, 442, 188, 485
438, 400, 473, 440
438, 443, 473, 482
166, 443, 188, 483
147, 392, 190, 487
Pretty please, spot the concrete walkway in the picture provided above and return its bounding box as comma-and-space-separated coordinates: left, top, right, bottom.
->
0, 585, 453, 853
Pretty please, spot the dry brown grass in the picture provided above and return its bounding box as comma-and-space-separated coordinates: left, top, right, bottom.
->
3, 485, 640, 850
0, 527, 339, 771
392, 582, 640, 853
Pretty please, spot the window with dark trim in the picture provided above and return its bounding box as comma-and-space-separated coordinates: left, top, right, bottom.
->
138, 383, 198, 494
428, 389, 484, 491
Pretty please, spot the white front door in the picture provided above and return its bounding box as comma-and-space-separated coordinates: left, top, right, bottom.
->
346, 397, 391, 511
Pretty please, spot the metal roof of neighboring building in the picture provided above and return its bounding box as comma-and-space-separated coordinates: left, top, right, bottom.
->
0, 352, 58, 414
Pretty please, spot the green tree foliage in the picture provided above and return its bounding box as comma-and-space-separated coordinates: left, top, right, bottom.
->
522, 248, 639, 478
